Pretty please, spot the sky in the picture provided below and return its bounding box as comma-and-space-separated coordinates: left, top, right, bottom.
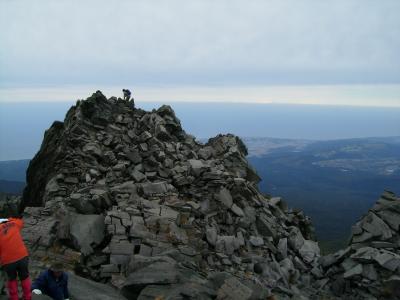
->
0, 0, 400, 106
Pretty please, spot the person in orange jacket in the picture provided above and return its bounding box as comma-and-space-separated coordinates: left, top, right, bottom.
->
0, 218, 32, 300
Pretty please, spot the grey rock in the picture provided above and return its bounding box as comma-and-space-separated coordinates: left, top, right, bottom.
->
375, 251, 400, 271
352, 231, 374, 243
206, 226, 218, 246
216, 277, 252, 300
69, 273, 127, 300
350, 247, 379, 263
216, 187, 233, 208
277, 238, 288, 260
131, 169, 146, 182
230, 204, 244, 217
140, 182, 171, 195
83, 143, 102, 157
288, 227, 305, 250
256, 215, 277, 239
155, 124, 171, 141
361, 212, 392, 240
376, 209, 400, 231
319, 253, 337, 268
343, 264, 363, 279
122, 261, 181, 299
69, 214, 105, 255
216, 236, 238, 255
341, 258, 357, 272
249, 236, 264, 247
198, 146, 214, 160
351, 225, 363, 235
362, 264, 378, 281
188, 159, 207, 176
110, 241, 134, 256
129, 223, 153, 239
126, 149, 142, 164
299, 240, 320, 264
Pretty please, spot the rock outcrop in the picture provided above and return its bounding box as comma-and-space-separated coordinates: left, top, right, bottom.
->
1, 91, 397, 299
15, 91, 325, 299
320, 191, 400, 299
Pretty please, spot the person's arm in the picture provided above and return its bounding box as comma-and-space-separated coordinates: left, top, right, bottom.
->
63, 273, 70, 299
32, 271, 47, 291
9, 218, 24, 230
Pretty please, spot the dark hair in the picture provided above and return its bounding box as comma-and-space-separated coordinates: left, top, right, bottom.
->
50, 262, 64, 272
254, 263, 263, 274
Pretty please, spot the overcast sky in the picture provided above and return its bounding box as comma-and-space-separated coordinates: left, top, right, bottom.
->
0, 0, 399, 105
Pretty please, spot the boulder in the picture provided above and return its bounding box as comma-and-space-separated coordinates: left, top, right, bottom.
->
216, 277, 252, 300
299, 240, 320, 264
215, 187, 233, 208
69, 214, 105, 255
69, 273, 127, 300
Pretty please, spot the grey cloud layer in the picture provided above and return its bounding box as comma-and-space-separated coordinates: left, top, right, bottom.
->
1, 0, 399, 85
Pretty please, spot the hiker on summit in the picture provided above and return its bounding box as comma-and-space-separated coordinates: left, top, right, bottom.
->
0, 217, 32, 300
122, 88, 135, 109
122, 89, 131, 101
32, 262, 70, 300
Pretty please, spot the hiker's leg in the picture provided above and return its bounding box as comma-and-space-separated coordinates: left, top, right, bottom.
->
3, 262, 19, 300
17, 257, 31, 300
6, 280, 18, 300
21, 277, 31, 300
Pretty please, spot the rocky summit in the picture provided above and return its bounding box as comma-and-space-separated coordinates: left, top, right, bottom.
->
1, 91, 399, 300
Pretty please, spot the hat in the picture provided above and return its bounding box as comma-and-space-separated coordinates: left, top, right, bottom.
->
0, 218, 9, 223
50, 262, 64, 272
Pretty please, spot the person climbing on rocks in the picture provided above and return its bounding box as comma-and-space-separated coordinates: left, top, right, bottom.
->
32, 262, 70, 300
122, 88, 135, 109
0, 217, 32, 300
122, 89, 131, 101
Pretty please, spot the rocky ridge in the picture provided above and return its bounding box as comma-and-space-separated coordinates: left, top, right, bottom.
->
320, 191, 400, 299
19, 91, 322, 299
1, 91, 399, 299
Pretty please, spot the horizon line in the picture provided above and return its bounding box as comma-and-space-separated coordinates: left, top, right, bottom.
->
1, 99, 400, 109
0, 83, 399, 108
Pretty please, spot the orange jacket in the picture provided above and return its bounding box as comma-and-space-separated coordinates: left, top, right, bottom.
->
0, 218, 29, 265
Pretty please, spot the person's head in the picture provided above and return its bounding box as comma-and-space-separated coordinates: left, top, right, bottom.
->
253, 262, 264, 275
50, 262, 64, 278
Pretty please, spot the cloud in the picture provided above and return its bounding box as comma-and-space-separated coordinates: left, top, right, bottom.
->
1, 0, 399, 86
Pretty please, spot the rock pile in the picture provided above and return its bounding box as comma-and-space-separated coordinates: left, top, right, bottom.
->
320, 191, 400, 299
3, 91, 396, 299
17, 91, 328, 299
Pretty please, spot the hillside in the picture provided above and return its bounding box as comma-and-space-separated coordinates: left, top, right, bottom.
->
246, 137, 400, 247
0, 159, 29, 182
0, 179, 25, 195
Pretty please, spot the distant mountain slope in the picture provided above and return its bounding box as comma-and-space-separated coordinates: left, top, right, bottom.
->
245, 136, 400, 247
0, 159, 29, 182
0, 180, 25, 195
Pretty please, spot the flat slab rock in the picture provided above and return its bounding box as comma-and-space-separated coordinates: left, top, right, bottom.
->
216, 277, 253, 300
69, 273, 127, 300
